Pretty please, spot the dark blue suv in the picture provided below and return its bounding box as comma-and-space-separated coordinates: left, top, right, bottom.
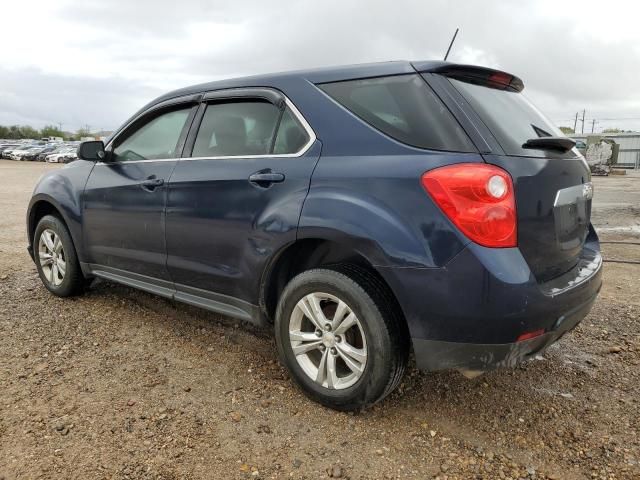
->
27, 61, 602, 410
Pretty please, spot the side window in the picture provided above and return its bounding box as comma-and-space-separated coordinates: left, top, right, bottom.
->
319, 74, 475, 152
112, 107, 191, 161
192, 101, 281, 157
273, 107, 310, 155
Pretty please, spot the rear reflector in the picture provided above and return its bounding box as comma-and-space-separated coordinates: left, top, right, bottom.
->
516, 329, 545, 342
421, 163, 517, 248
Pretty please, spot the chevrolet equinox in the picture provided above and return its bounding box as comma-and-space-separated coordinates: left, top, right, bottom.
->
27, 61, 602, 410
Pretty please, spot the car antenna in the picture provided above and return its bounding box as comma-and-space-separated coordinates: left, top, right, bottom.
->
443, 27, 459, 61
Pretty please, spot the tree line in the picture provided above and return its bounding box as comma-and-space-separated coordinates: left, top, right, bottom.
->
559, 126, 632, 135
0, 124, 95, 141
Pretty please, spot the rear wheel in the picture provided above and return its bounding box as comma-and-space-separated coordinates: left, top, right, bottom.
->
275, 267, 408, 411
34, 215, 85, 297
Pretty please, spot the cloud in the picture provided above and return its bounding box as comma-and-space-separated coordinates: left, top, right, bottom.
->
1, 0, 639, 132
0, 68, 161, 131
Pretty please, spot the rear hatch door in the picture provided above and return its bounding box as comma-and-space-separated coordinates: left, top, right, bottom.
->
484, 152, 591, 282
428, 67, 592, 282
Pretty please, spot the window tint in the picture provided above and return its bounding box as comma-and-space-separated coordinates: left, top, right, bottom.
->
449, 78, 569, 157
193, 101, 282, 157
273, 107, 310, 155
319, 74, 475, 152
113, 107, 190, 161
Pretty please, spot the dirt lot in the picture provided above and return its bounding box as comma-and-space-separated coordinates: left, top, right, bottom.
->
0, 160, 638, 480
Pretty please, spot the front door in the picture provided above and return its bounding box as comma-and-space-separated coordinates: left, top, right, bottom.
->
83, 101, 196, 282
165, 90, 319, 307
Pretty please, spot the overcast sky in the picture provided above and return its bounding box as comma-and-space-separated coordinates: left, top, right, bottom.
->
1, 0, 638, 134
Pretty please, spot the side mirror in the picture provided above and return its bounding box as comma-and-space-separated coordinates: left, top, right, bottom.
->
77, 140, 106, 161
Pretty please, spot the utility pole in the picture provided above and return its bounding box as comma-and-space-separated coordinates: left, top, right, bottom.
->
57, 122, 63, 131
580, 109, 586, 134
591, 119, 597, 133
573, 112, 578, 133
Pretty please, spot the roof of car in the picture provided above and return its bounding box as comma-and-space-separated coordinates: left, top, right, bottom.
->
107, 60, 520, 146
152, 60, 450, 106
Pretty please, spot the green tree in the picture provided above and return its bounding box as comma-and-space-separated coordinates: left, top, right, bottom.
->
40, 125, 66, 139
602, 128, 624, 134
559, 126, 574, 134
0, 125, 40, 139
72, 128, 95, 141
19, 126, 40, 139
0, 124, 72, 140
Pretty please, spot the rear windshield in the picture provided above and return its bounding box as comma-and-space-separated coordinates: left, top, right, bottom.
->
449, 78, 572, 157
319, 74, 475, 152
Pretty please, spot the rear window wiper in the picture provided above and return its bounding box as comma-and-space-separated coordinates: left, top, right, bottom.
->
522, 136, 576, 152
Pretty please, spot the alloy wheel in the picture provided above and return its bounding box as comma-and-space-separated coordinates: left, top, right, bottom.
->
38, 228, 66, 286
289, 292, 367, 390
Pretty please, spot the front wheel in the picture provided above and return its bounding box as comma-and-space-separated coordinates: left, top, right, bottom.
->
275, 267, 408, 411
34, 215, 85, 297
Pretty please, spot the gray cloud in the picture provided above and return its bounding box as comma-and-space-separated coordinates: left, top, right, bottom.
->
2, 0, 639, 132
0, 68, 162, 131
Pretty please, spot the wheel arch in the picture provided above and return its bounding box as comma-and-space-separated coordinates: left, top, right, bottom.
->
27, 196, 78, 260
260, 238, 409, 338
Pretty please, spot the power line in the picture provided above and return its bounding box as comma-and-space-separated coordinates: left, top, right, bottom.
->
591, 117, 640, 121
555, 116, 640, 122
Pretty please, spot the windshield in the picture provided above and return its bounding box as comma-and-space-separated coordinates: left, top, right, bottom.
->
449, 78, 575, 158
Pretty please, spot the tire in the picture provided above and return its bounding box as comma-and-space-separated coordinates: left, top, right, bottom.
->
33, 215, 85, 297
275, 266, 409, 411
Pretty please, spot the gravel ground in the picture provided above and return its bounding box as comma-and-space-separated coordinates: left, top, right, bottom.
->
0, 160, 638, 480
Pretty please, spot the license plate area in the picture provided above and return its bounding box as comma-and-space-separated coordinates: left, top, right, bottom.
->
553, 183, 592, 251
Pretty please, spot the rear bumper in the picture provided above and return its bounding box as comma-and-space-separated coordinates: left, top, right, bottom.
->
378, 226, 603, 371
412, 291, 597, 370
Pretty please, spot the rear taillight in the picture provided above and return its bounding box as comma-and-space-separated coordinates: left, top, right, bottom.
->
421, 163, 517, 248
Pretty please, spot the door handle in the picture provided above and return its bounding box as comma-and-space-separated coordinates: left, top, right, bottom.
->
248, 171, 285, 186
140, 177, 164, 191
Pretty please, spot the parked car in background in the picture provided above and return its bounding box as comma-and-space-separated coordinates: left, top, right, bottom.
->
45, 148, 77, 163
34, 145, 61, 161
0, 143, 22, 156
575, 139, 587, 156
22, 146, 54, 161
61, 150, 78, 163
0, 140, 78, 161
10, 146, 42, 160
0, 140, 84, 161
2, 145, 28, 159
26, 60, 601, 410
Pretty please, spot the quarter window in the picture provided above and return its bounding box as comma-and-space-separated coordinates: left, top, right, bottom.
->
273, 107, 310, 155
319, 74, 475, 152
112, 107, 191, 161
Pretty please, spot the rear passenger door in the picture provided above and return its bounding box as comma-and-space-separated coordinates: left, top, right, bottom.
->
165, 88, 320, 311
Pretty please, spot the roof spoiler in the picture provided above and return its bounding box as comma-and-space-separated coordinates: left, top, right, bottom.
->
412, 61, 524, 92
